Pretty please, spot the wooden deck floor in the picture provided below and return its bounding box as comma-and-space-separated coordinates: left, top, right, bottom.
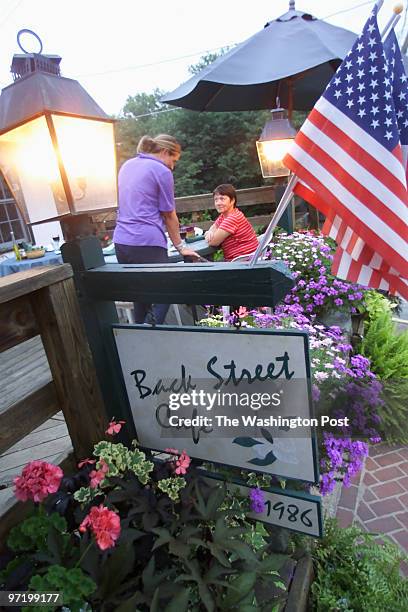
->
0, 336, 72, 495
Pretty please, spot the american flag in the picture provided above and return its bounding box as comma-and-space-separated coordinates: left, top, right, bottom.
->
284, 7, 408, 298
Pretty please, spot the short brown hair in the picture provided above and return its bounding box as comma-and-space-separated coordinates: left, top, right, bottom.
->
213, 183, 237, 207
137, 134, 181, 156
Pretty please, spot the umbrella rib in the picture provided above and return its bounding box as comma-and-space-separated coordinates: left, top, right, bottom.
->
202, 83, 226, 111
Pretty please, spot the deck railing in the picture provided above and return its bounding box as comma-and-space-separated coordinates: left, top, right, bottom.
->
0, 265, 107, 458
0, 264, 108, 543
91, 185, 278, 233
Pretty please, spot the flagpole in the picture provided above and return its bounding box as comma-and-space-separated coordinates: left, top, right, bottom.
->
381, 3, 403, 39
248, 173, 298, 267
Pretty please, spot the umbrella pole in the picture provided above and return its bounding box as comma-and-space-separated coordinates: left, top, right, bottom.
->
248, 173, 298, 267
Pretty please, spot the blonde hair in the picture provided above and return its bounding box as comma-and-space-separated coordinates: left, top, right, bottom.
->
137, 134, 181, 156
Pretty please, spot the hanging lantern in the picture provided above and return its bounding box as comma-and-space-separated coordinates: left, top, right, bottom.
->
256, 106, 297, 178
0, 30, 117, 226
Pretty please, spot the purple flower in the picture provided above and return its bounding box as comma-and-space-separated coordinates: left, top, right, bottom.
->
338, 343, 352, 353
249, 487, 265, 513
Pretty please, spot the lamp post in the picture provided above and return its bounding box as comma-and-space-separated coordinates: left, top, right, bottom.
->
256, 102, 297, 233
0, 30, 117, 240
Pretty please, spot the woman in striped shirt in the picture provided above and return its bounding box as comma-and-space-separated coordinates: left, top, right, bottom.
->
204, 184, 259, 261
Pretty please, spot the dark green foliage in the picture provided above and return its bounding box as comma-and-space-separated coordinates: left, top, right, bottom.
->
311, 518, 408, 611
115, 51, 307, 198
1, 463, 287, 611
26, 566, 96, 612
361, 296, 408, 443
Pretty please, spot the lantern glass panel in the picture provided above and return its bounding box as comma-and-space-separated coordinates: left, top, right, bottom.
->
0, 116, 69, 224
256, 138, 294, 178
52, 114, 117, 214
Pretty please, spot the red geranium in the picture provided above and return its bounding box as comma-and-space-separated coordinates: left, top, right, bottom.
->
13, 460, 63, 503
79, 504, 121, 550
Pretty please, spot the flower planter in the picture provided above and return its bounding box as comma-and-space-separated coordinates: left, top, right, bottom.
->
316, 309, 352, 334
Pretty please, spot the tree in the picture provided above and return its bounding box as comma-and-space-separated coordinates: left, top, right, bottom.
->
115, 52, 275, 196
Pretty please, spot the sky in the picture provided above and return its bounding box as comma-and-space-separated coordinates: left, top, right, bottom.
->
0, 0, 406, 116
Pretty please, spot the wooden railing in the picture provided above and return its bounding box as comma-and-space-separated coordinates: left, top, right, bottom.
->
92, 185, 277, 233
0, 265, 107, 459
0, 264, 109, 544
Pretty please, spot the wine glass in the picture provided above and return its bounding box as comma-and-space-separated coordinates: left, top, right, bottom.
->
52, 236, 61, 253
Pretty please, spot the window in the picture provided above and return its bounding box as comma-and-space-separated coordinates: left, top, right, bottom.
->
0, 172, 30, 248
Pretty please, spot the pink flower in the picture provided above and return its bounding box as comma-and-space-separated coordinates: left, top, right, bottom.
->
106, 419, 126, 435
13, 461, 63, 503
165, 448, 191, 475
89, 459, 109, 489
235, 306, 248, 318
78, 458, 96, 469
79, 504, 121, 550
175, 450, 191, 475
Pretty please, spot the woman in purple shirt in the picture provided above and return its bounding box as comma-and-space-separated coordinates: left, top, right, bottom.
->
114, 134, 198, 323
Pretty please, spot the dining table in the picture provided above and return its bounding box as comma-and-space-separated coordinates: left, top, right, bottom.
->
0, 251, 63, 277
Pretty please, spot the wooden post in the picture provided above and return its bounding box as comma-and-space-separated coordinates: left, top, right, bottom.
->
30, 275, 107, 458
61, 236, 135, 440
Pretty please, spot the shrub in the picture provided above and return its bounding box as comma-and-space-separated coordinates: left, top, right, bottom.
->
310, 518, 408, 611
361, 299, 408, 444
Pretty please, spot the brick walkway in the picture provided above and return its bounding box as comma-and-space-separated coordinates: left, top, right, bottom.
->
336, 443, 408, 575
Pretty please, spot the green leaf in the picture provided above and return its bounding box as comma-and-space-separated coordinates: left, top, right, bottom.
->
169, 540, 191, 558
142, 557, 156, 592
208, 543, 232, 568
150, 588, 161, 612
151, 527, 174, 551
221, 572, 257, 607
259, 553, 288, 573
98, 541, 135, 598
206, 483, 227, 517
164, 587, 191, 612
114, 592, 146, 612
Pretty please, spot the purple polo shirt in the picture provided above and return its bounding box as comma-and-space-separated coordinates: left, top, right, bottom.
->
113, 153, 175, 248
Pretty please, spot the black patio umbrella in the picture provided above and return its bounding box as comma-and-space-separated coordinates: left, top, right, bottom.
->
161, 1, 357, 113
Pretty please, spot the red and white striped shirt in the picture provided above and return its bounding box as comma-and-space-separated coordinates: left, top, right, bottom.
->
215, 209, 258, 261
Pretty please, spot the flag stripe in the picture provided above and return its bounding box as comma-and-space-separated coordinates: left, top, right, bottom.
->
314, 99, 407, 189
294, 182, 329, 214
294, 131, 408, 238
286, 152, 408, 277
304, 112, 408, 218
333, 247, 408, 299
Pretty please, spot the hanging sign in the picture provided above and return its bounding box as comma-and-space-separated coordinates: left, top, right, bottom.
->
113, 325, 319, 483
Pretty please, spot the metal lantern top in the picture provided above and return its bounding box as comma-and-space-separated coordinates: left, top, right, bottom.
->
0, 30, 110, 134
258, 108, 297, 142
0, 30, 118, 226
